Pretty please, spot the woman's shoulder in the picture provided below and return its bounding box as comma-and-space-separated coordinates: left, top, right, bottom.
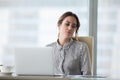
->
72, 40, 88, 50
46, 42, 57, 47
73, 40, 87, 46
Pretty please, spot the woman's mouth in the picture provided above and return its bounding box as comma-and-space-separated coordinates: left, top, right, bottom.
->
66, 31, 72, 34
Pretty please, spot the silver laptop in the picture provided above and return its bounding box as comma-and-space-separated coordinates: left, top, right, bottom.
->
14, 47, 54, 76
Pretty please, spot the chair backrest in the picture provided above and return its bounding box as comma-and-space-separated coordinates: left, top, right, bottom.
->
73, 36, 94, 75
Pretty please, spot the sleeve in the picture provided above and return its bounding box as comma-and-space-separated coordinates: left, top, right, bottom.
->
81, 43, 92, 75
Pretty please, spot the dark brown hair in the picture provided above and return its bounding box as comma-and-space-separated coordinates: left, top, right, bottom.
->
57, 11, 80, 40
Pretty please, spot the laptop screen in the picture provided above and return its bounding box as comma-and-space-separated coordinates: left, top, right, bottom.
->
14, 47, 54, 76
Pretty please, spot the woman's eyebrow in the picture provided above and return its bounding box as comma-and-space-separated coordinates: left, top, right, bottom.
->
65, 21, 77, 25
73, 23, 77, 26
65, 21, 70, 23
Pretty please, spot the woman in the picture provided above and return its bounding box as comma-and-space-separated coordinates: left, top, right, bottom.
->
47, 11, 91, 75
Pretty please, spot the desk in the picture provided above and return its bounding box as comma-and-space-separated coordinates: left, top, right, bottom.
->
0, 75, 109, 80
0, 75, 68, 80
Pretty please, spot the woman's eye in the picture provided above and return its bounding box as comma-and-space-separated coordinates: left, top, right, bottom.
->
72, 25, 77, 28
64, 23, 77, 28
65, 23, 69, 26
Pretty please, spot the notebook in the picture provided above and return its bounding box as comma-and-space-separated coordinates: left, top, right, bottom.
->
14, 47, 54, 76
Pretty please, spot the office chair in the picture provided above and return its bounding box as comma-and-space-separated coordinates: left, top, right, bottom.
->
73, 36, 94, 75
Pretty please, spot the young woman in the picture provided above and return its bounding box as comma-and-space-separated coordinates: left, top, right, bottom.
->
47, 11, 91, 75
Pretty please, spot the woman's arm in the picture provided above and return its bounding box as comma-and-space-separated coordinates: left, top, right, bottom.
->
81, 43, 92, 75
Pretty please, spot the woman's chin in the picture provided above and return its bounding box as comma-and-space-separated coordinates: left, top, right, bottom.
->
62, 34, 72, 38
65, 35, 72, 38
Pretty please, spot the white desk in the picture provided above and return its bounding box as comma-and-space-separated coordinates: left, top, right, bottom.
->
0, 75, 68, 80
0, 75, 109, 80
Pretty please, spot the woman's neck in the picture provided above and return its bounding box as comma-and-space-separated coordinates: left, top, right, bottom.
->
58, 36, 70, 46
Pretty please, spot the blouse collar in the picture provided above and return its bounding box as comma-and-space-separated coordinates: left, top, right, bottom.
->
56, 38, 74, 50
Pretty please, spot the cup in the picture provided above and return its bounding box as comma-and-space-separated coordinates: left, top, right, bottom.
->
0, 66, 13, 72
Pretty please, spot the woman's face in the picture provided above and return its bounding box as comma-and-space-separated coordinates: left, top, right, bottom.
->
58, 16, 77, 39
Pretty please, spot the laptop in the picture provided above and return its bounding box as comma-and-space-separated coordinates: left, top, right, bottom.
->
14, 47, 54, 76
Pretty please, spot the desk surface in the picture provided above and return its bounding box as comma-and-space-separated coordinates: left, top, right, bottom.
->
0, 75, 110, 80
0, 75, 68, 80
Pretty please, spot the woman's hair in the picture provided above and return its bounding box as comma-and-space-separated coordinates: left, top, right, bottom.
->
57, 11, 80, 40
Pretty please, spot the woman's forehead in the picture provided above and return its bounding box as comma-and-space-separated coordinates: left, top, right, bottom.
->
63, 16, 77, 24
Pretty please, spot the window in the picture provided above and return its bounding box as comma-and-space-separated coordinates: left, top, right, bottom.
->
97, 0, 120, 78
0, 0, 89, 67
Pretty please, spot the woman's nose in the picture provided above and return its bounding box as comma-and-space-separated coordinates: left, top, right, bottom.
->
68, 26, 72, 30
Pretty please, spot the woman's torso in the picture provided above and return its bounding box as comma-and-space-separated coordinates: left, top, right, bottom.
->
47, 39, 91, 75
